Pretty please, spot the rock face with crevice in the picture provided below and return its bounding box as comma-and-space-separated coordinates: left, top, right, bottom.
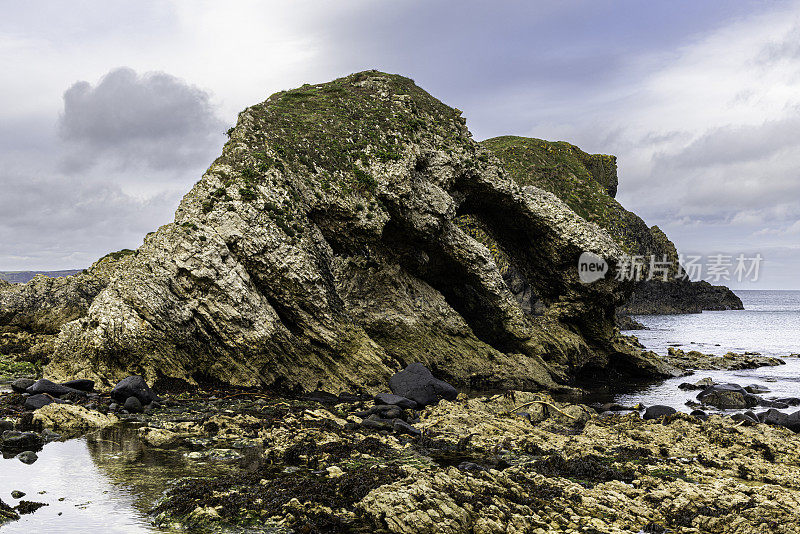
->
46, 71, 662, 393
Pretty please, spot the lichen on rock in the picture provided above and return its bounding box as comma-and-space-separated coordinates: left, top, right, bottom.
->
32, 403, 118, 435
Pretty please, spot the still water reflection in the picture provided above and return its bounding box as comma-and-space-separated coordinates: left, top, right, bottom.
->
0, 424, 240, 533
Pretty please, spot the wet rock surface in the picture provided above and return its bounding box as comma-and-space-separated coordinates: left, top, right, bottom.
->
658, 346, 785, 371
697, 383, 760, 409
1, 377, 800, 532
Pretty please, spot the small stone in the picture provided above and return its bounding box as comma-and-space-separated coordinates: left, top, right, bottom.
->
123, 396, 143, 414
326, 466, 344, 478
11, 491, 25, 499
16, 451, 38, 464
0, 419, 14, 432
690, 409, 709, 421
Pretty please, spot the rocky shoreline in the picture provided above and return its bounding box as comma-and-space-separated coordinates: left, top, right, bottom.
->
0, 71, 792, 533
3, 360, 800, 533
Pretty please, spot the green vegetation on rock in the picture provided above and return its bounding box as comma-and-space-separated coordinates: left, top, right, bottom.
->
0, 354, 38, 380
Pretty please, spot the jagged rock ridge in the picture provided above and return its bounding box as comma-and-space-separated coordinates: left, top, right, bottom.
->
0, 251, 134, 362
46, 71, 648, 392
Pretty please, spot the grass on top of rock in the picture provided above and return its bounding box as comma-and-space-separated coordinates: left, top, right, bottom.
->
482, 135, 642, 253
222, 71, 471, 199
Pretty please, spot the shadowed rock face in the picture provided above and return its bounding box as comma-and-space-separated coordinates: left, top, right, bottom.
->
46, 71, 640, 393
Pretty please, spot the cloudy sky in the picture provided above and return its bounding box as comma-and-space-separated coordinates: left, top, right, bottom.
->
2, 1, 799, 289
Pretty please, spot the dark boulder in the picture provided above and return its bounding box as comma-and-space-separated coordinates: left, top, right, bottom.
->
758, 399, 789, 409
369, 405, 402, 419
374, 392, 418, 410
389, 363, 458, 407
643, 405, 677, 420
689, 409, 709, 421
123, 396, 144, 414
756, 409, 800, 432
731, 412, 759, 425
302, 390, 340, 404
16, 451, 38, 464
697, 384, 759, 409
0, 431, 44, 453
393, 419, 421, 437
10, 378, 35, 394
111, 376, 159, 405
24, 394, 62, 411
41, 429, 61, 443
61, 379, 94, 392
26, 379, 82, 397
360, 414, 393, 431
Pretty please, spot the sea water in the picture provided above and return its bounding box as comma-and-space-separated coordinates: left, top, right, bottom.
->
613, 290, 800, 412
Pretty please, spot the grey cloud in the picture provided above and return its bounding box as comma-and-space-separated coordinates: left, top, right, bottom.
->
656, 115, 800, 170
0, 171, 178, 270
59, 67, 225, 172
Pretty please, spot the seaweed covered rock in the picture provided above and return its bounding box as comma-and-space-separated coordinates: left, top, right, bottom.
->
482, 136, 742, 315
47, 71, 641, 393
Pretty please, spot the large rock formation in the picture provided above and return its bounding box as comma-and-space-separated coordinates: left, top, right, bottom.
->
481, 136, 742, 315
46, 71, 655, 393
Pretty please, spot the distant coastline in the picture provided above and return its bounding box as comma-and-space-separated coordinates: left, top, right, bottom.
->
0, 270, 82, 284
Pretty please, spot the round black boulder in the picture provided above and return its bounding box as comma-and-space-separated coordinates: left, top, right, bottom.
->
643, 405, 677, 420
111, 376, 159, 405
